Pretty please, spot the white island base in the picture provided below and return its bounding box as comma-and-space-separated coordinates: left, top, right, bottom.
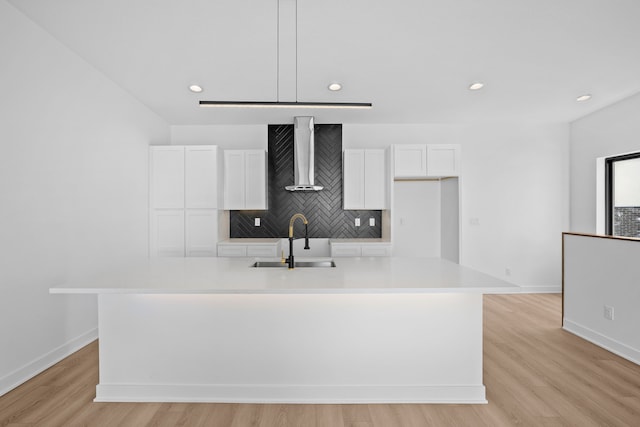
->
52, 257, 517, 404
96, 292, 484, 404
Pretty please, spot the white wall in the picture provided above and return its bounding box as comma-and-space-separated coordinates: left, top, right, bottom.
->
177, 122, 569, 291
571, 92, 640, 232
563, 234, 640, 365
0, 1, 169, 396
171, 125, 267, 150
345, 123, 570, 292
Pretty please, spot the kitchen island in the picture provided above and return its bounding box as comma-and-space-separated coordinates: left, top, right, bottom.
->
51, 257, 517, 404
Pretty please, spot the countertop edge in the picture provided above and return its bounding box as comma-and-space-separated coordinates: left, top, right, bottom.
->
50, 286, 521, 295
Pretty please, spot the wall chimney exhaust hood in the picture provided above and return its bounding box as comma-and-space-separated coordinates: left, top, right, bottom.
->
199, 0, 371, 110
285, 117, 323, 191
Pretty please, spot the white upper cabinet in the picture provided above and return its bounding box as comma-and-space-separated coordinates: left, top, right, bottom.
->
151, 147, 185, 208
223, 151, 246, 210
343, 150, 365, 209
224, 150, 267, 210
394, 144, 460, 178
244, 150, 267, 210
426, 144, 461, 177
343, 149, 387, 210
364, 149, 387, 209
185, 146, 219, 209
394, 145, 427, 178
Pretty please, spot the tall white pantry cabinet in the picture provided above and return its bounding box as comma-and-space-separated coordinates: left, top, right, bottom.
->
150, 146, 221, 257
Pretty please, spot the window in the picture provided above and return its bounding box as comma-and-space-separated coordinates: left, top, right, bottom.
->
605, 152, 640, 237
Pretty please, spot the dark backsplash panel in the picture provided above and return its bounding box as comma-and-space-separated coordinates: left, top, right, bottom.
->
230, 124, 382, 238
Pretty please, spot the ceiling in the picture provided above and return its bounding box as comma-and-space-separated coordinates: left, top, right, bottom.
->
8, 0, 640, 125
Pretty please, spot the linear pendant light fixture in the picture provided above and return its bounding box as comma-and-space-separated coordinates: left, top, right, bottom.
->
199, 0, 372, 110
199, 101, 372, 108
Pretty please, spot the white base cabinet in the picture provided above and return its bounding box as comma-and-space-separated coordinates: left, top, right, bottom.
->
217, 240, 282, 258
330, 241, 392, 257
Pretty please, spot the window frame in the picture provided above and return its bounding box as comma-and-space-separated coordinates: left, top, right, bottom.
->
605, 151, 640, 235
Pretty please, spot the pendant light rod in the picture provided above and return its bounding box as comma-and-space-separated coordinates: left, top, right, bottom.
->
199, 0, 372, 109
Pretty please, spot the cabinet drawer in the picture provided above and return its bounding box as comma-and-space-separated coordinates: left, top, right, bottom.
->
361, 245, 392, 257
217, 245, 247, 257
331, 245, 362, 257
247, 245, 278, 257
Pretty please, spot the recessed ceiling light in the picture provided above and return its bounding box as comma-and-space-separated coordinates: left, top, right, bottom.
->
328, 83, 342, 91
576, 94, 592, 102
189, 84, 203, 93
468, 82, 484, 91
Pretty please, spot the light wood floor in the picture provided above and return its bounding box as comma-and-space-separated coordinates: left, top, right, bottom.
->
1, 294, 639, 426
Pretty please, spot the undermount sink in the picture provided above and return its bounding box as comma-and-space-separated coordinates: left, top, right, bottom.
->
251, 260, 336, 268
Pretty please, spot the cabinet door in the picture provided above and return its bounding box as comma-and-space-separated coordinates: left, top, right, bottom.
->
150, 147, 185, 209
185, 209, 218, 257
224, 151, 246, 210
246, 245, 278, 257
343, 150, 365, 210
427, 144, 461, 177
244, 150, 267, 210
364, 149, 386, 209
361, 244, 392, 257
217, 245, 248, 257
331, 244, 362, 257
185, 146, 218, 209
394, 145, 427, 178
150, 210, 185, 257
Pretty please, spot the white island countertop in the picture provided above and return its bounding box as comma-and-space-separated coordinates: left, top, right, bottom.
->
50, 257, 518, 295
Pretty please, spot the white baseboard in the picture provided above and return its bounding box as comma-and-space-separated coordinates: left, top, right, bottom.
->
95, 383, 487, 404
0, 328, 98, 397
484, 285, 561, 294
518, 286, 561, 294
563, 319, 640, 366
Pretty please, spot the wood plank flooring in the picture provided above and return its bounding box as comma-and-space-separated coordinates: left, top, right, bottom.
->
1, 294, 639, 426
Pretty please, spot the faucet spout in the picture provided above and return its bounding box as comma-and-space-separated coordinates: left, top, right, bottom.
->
287, 213, 310, 269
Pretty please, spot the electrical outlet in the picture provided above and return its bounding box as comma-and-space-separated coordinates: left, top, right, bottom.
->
604, 305, 614, 320
369, 217, 375, 226
254, 218, 260, 227
505, 268, 511, 277
355, 218, 361, 227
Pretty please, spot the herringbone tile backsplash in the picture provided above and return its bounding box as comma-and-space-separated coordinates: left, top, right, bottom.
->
230, 124, 382, 238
